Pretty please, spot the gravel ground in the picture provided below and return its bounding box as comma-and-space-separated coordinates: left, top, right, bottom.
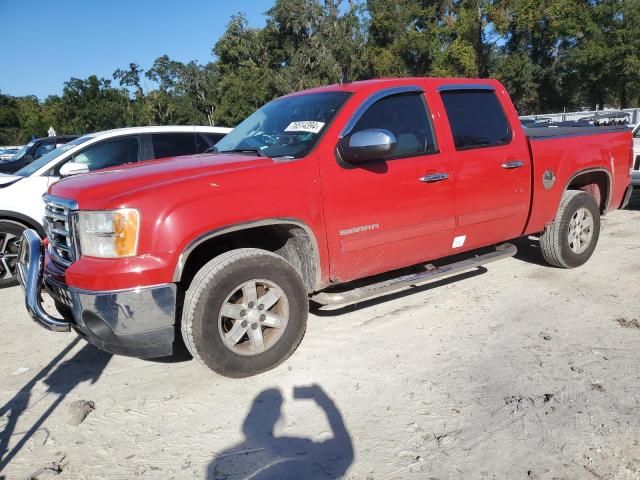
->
1, 192, 639, 480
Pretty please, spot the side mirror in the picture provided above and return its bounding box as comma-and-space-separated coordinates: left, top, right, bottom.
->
59, 162, 90, 177
339, 129, 397, 164
23, 154, 34, 164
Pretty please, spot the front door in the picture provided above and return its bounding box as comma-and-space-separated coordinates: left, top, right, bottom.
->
319, 88, 456, 283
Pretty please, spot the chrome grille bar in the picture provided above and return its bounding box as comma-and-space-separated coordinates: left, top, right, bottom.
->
42, 195, 78, 268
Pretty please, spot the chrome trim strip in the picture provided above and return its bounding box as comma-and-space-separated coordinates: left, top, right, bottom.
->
339, 85, 424, 138
43, 194, 78, 211
172, 218, 321, 286
437, 84, 495, 92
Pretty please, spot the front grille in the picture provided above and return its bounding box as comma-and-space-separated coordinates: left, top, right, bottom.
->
634, 155, 640, 172
43, 195, 77, 268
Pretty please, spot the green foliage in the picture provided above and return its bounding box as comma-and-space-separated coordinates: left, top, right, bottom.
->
2, 0, 638, 144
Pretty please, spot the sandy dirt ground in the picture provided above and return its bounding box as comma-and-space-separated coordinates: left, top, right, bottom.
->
1, 193, 639, 480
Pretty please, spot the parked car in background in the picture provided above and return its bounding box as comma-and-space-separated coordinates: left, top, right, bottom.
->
579, 111, 631, 127
0, 125, 231, 287
633, 123, 640, 187
0, 148, 20, 161
16, 77, 633, 378
0, 136, 79, 173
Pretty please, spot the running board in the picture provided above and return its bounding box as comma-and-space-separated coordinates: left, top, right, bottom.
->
311, 243, 517, 306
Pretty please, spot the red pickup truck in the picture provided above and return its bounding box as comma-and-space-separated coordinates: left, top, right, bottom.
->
17, 78, 633, 377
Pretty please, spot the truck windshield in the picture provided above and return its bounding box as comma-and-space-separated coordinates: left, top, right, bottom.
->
214, 91, 351, 159
15, 136, 92, 177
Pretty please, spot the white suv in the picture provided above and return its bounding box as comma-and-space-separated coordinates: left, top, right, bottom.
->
0, 125, 231, 287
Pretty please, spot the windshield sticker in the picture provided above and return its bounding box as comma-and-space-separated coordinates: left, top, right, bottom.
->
284, 121, 325, 134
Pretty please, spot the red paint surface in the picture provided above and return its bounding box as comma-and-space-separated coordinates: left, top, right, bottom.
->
49, 77, 633, 291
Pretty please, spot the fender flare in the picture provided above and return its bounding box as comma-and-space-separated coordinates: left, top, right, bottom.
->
562, 167, 612, 214
172, 218, 322, 289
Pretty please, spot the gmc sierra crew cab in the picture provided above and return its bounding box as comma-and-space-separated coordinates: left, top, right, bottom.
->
17, 78, 634, 378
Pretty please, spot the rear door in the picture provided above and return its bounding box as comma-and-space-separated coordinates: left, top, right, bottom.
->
320, 87, 456, 282
439, 87, 531, 250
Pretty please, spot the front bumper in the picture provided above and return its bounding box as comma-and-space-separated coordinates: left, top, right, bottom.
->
17, 229, 176, 358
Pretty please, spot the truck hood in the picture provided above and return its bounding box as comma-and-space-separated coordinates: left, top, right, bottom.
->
48, 153, 274, 209
0, 174, 22, 188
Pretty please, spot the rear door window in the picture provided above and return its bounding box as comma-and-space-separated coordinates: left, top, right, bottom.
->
350, 93, 437, 158
151, 133, 198, 159
441, 90, 512, 150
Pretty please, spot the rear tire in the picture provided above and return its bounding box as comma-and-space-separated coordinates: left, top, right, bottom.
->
181, 248, 308, 377
0, 221, 26, 288
540, 190, 600, 268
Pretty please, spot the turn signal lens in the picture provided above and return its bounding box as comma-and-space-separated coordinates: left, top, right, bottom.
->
114, 210, 139, 257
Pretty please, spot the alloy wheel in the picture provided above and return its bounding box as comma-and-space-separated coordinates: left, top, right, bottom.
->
217, 279, 290, 356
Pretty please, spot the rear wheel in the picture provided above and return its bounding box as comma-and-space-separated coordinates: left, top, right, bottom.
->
540, 190, 601, 268
181, 248, 308, 377
0, 221, 25, 288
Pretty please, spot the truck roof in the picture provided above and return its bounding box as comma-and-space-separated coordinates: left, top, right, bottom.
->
286, 77, 502, 97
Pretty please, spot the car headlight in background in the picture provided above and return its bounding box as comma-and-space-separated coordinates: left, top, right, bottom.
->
76, 209, 139, 258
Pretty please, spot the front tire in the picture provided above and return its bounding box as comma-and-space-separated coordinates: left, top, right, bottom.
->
181, 248, 308, 377
540, 190, 601, 268
0, 221, 26, 288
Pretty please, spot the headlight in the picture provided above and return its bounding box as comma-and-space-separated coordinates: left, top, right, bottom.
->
76, 209, 139, 258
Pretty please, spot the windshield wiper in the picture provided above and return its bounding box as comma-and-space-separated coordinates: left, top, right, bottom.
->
216, 148, 268, 157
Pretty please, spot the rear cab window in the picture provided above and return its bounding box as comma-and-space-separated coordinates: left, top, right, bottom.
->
440, 89, 512, 150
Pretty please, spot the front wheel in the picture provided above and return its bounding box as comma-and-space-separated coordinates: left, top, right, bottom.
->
540, 190, 601, 268
0, 221, 26, 288
181, 248, 308, 377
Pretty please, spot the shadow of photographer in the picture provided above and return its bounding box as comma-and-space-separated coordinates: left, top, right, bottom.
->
208, 385, 353, 480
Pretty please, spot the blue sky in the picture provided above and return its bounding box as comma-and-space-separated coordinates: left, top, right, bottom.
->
0, 0, 274, 99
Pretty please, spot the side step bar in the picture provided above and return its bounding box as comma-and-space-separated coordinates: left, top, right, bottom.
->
311, 243, 517, 306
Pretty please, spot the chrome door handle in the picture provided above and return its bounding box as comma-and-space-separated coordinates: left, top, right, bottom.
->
501, 160, 525, 169
419, 173, 449, 183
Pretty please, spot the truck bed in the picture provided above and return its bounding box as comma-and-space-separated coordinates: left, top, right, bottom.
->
524, 127, 632, 236
525, 125, 630, 139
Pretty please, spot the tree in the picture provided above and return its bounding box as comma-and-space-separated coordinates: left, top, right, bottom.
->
2, 0, 639, 137
57, 76, 130, 133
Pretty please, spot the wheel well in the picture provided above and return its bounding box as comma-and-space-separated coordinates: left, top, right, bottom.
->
178, 224, 319, 292
0, 212, 45, 237
567, 171, 610, 213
